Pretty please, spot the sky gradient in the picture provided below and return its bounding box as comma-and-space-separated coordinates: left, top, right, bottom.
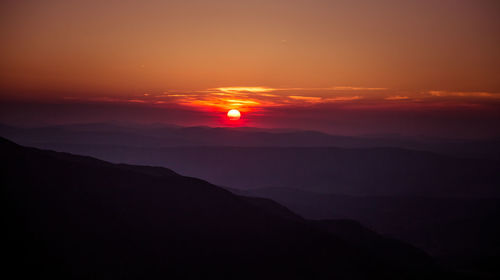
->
1, 0, 499, 137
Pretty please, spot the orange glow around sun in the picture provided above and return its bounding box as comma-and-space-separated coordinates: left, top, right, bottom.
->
227, 109, 241, 120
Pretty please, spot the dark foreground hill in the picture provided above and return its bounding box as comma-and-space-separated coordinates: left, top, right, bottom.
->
1, 137, 443, 279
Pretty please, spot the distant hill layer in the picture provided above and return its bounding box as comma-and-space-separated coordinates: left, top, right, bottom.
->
2, 123, 499, 197
2, 123, 499, 159
11, 143, 500, 197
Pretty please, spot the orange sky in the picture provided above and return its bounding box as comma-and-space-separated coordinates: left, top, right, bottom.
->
1, 0, 499, 136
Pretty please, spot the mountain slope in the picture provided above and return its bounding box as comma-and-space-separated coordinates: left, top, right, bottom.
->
1, 137, 439, 279
236, 187, 500, 278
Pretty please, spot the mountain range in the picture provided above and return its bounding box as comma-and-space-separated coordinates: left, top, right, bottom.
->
2, 137, 444, 279
1, 123, 499, 159
2, 123, 500, 278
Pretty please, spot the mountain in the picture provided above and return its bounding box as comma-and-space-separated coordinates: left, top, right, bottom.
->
14, 144, 500, 197
2, 124, 499, 197
235, 187, 500, 278
1, 137, 441, 279
2, 123, 500, 159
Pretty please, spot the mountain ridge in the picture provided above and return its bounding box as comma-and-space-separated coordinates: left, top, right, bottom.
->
2, 137, 441, 279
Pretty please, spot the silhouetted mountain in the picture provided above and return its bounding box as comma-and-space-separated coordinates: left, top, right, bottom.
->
1, 137, 441, 279
312, 219, 434, 270
235, 187, 500, 278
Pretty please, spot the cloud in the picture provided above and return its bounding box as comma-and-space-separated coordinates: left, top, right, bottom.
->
288, 96, 322, 102
428, 91, 499, 98
211, 86, 388, 95
127, 99, 146, 103
163, 94, 189, 97
325, 96, 362, 102
385, 95, 410, 100
258, 93, 279, 97
215, 87, 276, 94
332, 86, 387, 91
62, 86, 500, 117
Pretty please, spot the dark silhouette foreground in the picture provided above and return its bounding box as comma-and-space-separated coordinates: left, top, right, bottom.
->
2, 137, 446, 279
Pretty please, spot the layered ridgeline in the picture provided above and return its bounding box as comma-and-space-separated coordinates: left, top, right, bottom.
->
2, 137, 441, 279
1, 124, 499, 198
2, 123, 500, 160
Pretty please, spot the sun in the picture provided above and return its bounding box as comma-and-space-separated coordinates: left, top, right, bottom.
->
227, 109, 241, 120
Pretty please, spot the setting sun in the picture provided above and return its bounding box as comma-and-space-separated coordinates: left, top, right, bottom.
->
227, 109, 241, 120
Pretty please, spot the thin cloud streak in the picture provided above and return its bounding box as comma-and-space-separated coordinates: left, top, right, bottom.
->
428, 91, 500, 98
385, 96, 410, 100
